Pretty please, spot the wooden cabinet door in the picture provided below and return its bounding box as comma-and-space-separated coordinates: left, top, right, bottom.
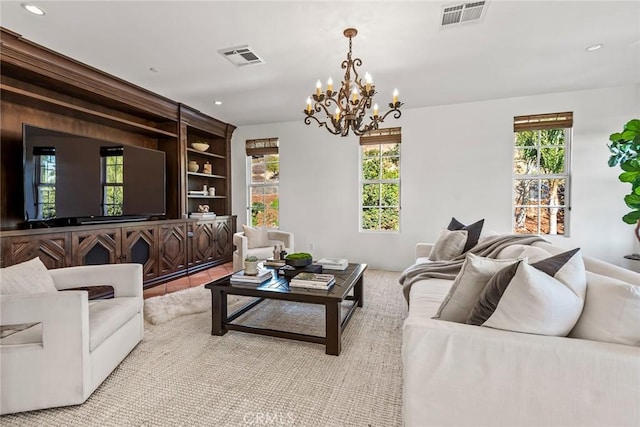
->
1, 232, 71, 269
122, 225, 159, 281
214, 217, 233, 259
158, 223, 187, 275
72, 228, 122, 266
190, 221, 216, 267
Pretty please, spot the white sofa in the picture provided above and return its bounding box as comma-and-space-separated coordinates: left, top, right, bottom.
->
402, 240, 640, 427
232, 229, 294, 271
0, 263, 144, 414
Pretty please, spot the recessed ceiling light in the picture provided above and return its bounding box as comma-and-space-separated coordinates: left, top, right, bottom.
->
213, 101, 223, 106
22, 3, 46, 15
585, 44, 603, 52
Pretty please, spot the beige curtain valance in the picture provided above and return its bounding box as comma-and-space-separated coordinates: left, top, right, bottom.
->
359, 127, 402, 146
514, 112, 573, 132
246, 138, 279, 156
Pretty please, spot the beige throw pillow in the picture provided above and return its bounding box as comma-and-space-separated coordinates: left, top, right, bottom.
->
242, 225, 270, 249
0, 257, 58, 294
429, 229, 468, 261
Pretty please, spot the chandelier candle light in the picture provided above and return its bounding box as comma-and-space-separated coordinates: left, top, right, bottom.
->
303, 28, 403, 137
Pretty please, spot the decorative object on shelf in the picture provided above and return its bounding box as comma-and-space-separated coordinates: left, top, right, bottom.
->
203, 161, 212, 174
607, 119, 640, 248
285, 252, 313, 267
187, 160, 199, 172
190, 212, 216, 219
303, 28, 403, 137
188, 190, 207, 196
273, 244, 281, 261
208, 187, 216, 196
244, 255, 260, 276
202, 184, 208, 193
197, 204, 210, 213
191, 142, 210, 152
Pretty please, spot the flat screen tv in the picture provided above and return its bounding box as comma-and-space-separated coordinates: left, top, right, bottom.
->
23, 124, 166, 226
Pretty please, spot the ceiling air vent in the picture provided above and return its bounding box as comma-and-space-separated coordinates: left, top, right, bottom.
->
441, 1, 487, 26
218, 45, 264, 67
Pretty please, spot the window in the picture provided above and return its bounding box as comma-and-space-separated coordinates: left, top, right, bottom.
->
360, 127, 401, 231
246, 138, 279, 228
513, 112, 572, 235
101, 147, 124, 216
34, 147, 56, 219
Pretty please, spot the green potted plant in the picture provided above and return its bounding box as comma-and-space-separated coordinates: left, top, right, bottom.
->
285, 252, 313, 267
244, 255, 259, 275
607, 118, 640, 258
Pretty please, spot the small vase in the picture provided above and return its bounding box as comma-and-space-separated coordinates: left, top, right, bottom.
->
244, 260, 259, 275
188, 161, 199, 172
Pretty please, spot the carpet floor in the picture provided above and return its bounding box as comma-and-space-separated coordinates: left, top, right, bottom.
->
2, 269, 406, 427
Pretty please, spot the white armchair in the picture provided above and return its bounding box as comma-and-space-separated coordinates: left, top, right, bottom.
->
0, 263, 144, 414
233, 229, 294, 271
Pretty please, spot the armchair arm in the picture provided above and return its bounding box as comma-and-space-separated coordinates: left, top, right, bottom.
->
402, 317, 640, 426
267, 230, 294, 251
415, 243, 433, 260
233, 232, 249, 271
49, 264, 142, 298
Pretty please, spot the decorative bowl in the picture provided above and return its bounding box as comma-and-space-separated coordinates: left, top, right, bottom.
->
285, 257, 313, 268
191, 142, 210, 152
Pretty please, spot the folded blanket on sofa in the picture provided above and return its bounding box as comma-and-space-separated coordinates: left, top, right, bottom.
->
399, 234, 546, 303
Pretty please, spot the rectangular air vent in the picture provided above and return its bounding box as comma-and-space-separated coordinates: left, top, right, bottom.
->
218, 45, 264, 67
441, 1, 486, 26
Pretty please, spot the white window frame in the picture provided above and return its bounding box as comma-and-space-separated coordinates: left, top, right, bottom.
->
359, 143, 401, 233
512, 126, 572, 236
246, 153, 280, 228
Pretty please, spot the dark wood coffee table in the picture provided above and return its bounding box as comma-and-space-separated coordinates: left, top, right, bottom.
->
204, 263, 366, 355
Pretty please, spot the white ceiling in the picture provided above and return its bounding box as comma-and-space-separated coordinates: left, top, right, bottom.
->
1, 1, 639, 127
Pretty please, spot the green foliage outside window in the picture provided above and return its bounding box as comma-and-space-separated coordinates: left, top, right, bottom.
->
103, 155, 124, 216
361, 143, 400, 231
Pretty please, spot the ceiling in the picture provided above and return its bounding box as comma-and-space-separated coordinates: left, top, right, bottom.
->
1, 1, 639, 127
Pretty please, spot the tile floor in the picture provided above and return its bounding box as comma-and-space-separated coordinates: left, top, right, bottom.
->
142, 261, 234, 299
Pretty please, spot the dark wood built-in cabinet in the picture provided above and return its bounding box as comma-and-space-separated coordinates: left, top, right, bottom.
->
0, 27, 237, 288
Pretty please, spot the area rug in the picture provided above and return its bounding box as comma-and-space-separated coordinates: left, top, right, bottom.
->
2, 269, 406, 427
144, 285, 245, 325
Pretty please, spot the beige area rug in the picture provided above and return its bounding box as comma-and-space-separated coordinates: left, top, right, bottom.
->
2, 269, 406, 427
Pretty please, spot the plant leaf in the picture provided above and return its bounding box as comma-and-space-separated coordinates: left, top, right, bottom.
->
619, 171, 640, 183
624, 119, 640, 133
622, 210, 640, 225
625, 193, 640, 209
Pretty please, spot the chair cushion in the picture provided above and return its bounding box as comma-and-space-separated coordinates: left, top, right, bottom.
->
89, 297, 141, 352
242, 225, 270, 249
0, 257, 58, 295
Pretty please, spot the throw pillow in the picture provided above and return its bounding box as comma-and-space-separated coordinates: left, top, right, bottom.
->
242, 225, 270, 249
467, 248, 587, 337
433, 253, 524, 323
0, 257, 58, 295
447, 217, 485, 253
569, 272, 640, 346
429, 229, 468, 261
497, 244, 551, 263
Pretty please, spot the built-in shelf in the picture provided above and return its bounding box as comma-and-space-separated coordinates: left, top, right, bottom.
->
187, 195, 226, 199
186, 148, 225, 159
187, 172, 226, 179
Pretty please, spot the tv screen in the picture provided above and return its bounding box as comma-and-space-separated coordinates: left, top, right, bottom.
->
23, 125, 166, 225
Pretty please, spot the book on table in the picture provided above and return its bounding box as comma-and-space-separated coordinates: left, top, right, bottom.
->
316, 258, 349, 270
263, 258, 286, 267
230, 269, 273, 284
289, 272, 336, 289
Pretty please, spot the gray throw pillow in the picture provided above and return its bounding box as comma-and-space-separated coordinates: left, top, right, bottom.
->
429, 229, 468, 261
0, 257, 58, 295
448, 217, 484, 253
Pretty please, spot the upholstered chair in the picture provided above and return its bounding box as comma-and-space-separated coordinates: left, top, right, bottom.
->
233, 225, 294, 271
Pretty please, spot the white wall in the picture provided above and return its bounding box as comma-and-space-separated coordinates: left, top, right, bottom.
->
232, 85, 640, 271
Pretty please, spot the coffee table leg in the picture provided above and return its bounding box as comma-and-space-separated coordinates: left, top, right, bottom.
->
325, 302, 341, 355
211, 288, 228, 336
354, 274, 364, 307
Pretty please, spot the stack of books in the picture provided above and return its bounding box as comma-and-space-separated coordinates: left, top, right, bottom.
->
230, 269, 273, 285
316, 258, 349, 271
263, 258, 286, 268
289, 272, 336, 290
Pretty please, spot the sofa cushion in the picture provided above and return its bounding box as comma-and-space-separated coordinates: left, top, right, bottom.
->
0, 257, 58, 295
433, 253, 523, 323
467, 248, 586, 336
569, 272, 640, 346
408, 278, 454, 320
242, 225, 270, 249
89, 297, 141, 352
447, 217, 484, 253
429, 229, 468, 261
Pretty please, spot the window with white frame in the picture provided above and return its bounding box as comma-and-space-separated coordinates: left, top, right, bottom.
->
513, 112, 572, 235
33, 147, 56, 219
360, 127, 401, 231
246, 138, 279, 228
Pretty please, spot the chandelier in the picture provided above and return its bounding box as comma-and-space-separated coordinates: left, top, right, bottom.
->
303, 28, 403, 137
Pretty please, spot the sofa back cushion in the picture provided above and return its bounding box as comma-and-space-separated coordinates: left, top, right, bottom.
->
569, 272, 640, 346
0, 257, 58, 295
